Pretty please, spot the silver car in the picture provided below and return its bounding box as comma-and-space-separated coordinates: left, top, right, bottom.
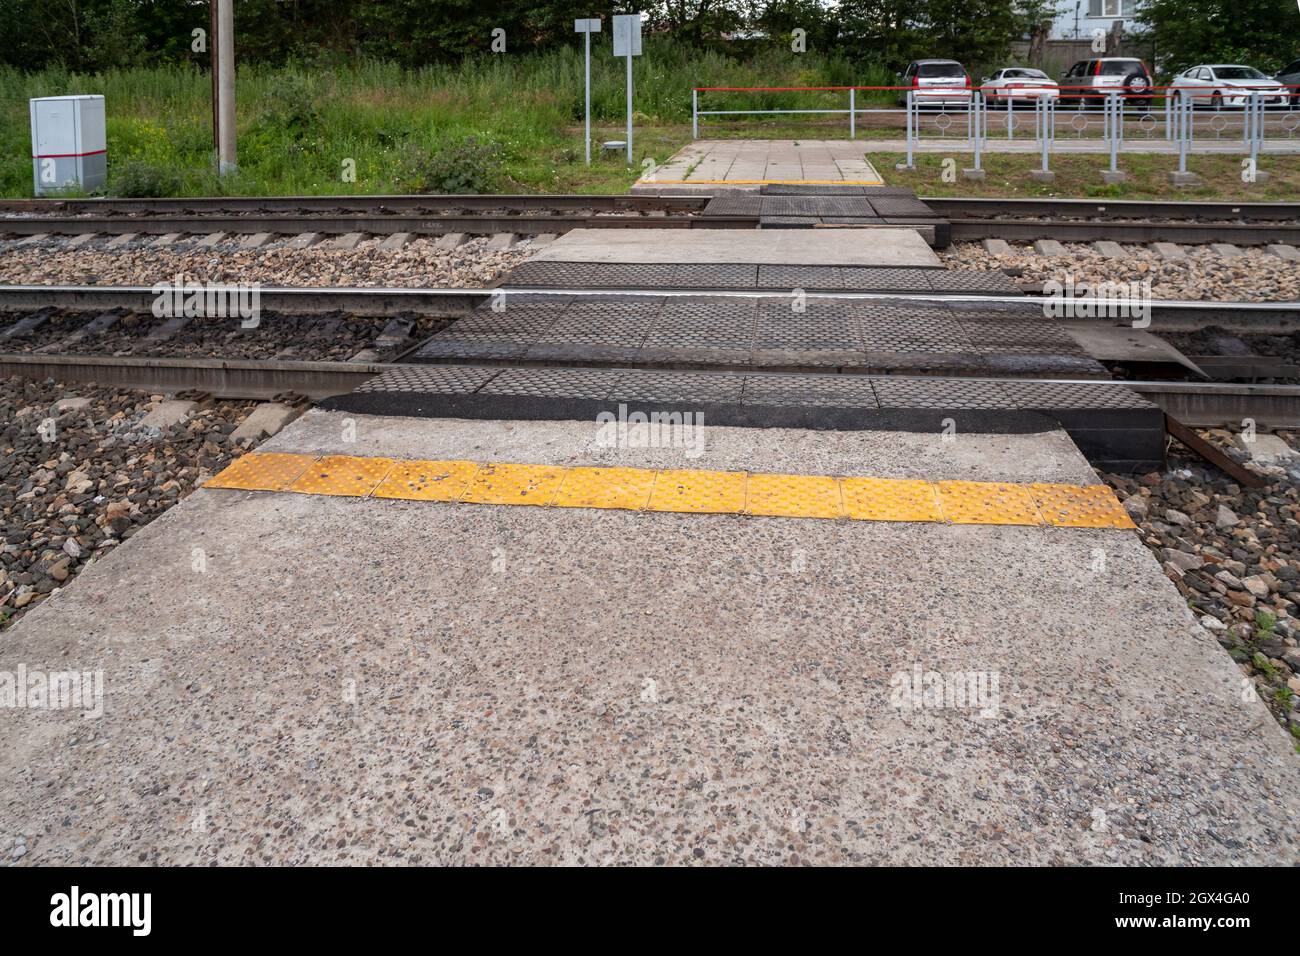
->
896, 59, 972, 108
980, 68, 1059, 107
1169, 64, 1289, 108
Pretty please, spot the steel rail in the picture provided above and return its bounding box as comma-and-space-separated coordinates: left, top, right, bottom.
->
0, 214, 752, 237
4, 349, 1299, 427
924, 197, 1300, 221
3, 284, 1298, 330
0, 194, 711, 215
0, 352, 391, 400
947, 217, 1300, 244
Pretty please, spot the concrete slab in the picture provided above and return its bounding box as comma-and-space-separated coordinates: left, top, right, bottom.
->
1, 410, 1295, 865
229, 402, 303, 443
637, 140, 884, 190
139, 399, 197, 430
530, 229, 940, 268
1151, 242, 1187, 261
331, 233, 364, 251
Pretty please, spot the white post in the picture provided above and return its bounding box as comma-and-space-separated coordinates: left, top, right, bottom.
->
849, 88, 855, 139
575, 19, 601, 166
692, 89, 698, 139
216, 0, 236, 174
584, 31, 592, 165
612, 14, 641, 167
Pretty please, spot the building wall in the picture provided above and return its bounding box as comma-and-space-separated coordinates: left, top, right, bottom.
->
1048, 0, 1142, 41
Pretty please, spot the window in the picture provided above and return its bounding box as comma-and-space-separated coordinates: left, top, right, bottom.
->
1214, 66, 1267, 80
1089, 0, 1138, 16
917, 62, 966, 78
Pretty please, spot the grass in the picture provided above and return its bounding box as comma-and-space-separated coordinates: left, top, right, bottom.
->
0, 47, 890, 198
3, 53, 1296, 200
882, 151, 1300, 201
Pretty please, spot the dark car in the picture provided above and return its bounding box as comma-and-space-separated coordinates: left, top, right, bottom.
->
1276, 58, 1300, 105
1059, 57, 1153, 110
896, 59, 973, 108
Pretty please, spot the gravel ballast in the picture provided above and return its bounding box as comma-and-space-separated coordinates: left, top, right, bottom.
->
0, 234, 532, 289
1104, 429, 1300, 746
0, 377, 263, 630
0, 309, 453, 360
942, 241, 1300, 302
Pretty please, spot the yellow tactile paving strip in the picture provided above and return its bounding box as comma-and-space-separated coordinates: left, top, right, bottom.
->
206, 453, 1136, 530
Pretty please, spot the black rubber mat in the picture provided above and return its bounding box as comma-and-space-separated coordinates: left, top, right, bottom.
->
702, 190, 939, 222
410, 294, 1100, 376
503, 261, 1020, 295
324, 364, 1163, 470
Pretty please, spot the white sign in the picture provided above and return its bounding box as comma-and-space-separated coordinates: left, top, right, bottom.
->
575, 19, 602, 165
612, 14, 642, 57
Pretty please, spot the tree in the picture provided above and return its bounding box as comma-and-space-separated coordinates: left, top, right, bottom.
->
1134, 0, 1293, 75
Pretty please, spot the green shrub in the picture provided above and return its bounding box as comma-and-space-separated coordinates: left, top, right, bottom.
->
111, 160, 183, 197
397, 137, 506, 194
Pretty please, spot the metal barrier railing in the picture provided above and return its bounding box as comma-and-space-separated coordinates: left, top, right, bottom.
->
691, 83, 1299, 178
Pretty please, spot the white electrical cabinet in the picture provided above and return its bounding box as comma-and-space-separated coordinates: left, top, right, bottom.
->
30, 95, 107, 196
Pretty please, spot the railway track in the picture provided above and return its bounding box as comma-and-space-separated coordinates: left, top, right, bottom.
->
928, 197, 1300, 245
2, 349, 1294, 429
3, 284, 1298, 329
4, 283, 1300, 427
0, 194, 749, 239
3, 193, 1299, 244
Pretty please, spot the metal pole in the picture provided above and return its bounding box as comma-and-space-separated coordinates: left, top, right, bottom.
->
209, 0, 218, 156
1109, 92, 1119, 172
692, 89, 698, 139
1040, 97, 1050, 173
625, 53, 633, 165
584, 31, 591, 165
1178, 89, 1189, 174
1248, 94, 1260, 175
905, 91, 914, 167
1007, 93, 1012, 140
849, 88, 855, 139
973, 93, 982, 170
216, 0, 236, 174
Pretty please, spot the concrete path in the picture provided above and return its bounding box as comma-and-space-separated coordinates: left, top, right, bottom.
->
644, 140, 883, 186
531, 228, 939, 267
641, 140, 1300, 191
1, 411, 1295, 865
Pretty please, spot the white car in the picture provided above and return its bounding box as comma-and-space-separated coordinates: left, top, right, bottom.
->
981, 68, 1059, 106
1169, 64, 1289, 108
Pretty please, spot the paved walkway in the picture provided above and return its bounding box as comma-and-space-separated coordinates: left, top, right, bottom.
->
3, 411, 1296, 864
644, 140, 884, 187
640, 139, 1299, 192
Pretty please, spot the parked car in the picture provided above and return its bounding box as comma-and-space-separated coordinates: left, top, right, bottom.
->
1274, 58, 1300, 105
896, 59, 972, 108
1058, 57, 1153, 110
980, 67, 1059, 107
1169, 64, 1289, 108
